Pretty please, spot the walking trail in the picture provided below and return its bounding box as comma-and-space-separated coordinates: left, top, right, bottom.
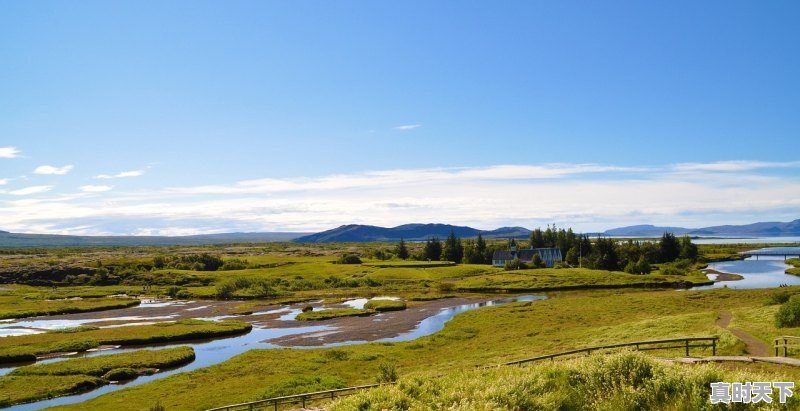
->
716, 310, 769, 356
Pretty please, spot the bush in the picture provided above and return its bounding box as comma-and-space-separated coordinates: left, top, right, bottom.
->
377, 362, 398, 383
504, 258, 526, 271
364, 299, 407, 312
175, 289, 192, 299
102, 367, 139, 381
338, 254, 363, 264
776, 295, 800, 328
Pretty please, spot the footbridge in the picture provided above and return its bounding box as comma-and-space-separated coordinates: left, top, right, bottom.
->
739, 247, 800, 260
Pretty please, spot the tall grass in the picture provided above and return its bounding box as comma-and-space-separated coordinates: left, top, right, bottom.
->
331, 351, 799, 410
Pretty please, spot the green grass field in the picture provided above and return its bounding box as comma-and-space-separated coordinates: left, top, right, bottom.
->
46, 287, 800, 411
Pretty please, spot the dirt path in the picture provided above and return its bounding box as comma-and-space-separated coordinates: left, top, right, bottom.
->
717, 310, 769, 356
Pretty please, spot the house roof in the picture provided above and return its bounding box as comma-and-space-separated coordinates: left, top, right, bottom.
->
492, 248, 562, 261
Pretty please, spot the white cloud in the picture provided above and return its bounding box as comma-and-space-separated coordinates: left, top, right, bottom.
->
0, 179, 7, 185
93, 169, 145, 179
395, 124, 421, 130
0, 147, 21, 158
1, 161, 799, 235
672, 160, 800, 172
79, 185, 113, 193
7, 185, 53, 196
34, 165, 73, 175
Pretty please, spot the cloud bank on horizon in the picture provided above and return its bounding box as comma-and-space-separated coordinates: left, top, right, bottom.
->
0, 155, 798, 235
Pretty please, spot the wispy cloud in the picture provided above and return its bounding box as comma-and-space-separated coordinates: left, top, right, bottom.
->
6, 185, 53, 196
395, 124, 421, 130
0, 179, 7, 186
79, 185, 113, 193
93, 169, 145, 179
671, 160, 800, 172
34, 165, 73, 175
0, 147, 21, 159
1, 161, 798, 235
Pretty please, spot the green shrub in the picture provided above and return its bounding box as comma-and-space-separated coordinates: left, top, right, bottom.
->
364, 299, 406, 312
102, 367, 139, 381
776, 295, 800, 328
338, 254, 363, 264
377, 362, 398, 383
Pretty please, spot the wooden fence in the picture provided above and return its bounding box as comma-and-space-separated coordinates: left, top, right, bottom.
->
205, 384, 388, 411
206, 336, 718, 411
774, 336, 800, 357
501, 336, 718, 367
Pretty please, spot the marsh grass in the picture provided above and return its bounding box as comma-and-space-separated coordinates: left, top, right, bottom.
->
0, 320, 249, 364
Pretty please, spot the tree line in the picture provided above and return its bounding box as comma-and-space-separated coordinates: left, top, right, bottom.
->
391, 227, 698, 274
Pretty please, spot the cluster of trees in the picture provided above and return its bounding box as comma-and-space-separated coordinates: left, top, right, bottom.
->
390, 226, 698, 274
153, 254, 225, 271
584, 233, 698, 273
399, 232, 492, 264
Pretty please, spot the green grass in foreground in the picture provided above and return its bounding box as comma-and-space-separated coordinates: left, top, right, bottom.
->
0, 347, 194, 407
296, 308, 372, 321
331, 351, 800, 410
363, 299, 407, 312
48, 287, 800, 411
0, 320, 250, 364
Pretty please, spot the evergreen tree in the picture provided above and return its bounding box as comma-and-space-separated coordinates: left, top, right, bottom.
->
659, 232, 681, 262
679, 235, 698, 261
530, 228, 545, 248
423, 237, 442, 261
396, 238, 409, 260
442, 230, 464, 263
475, 233, 487, 264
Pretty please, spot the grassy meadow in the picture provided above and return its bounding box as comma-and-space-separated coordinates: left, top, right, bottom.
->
0, 241, 794, 409
45, 287, 800, 411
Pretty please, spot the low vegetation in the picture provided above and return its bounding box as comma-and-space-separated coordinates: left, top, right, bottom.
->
363, 299, 406, 312
0, 294, 139, 320
0, 347, 194, 406
48, 287, 800, 411
331, 351, 799, 410
0, 320, 250, 364
296, 308, 372, 321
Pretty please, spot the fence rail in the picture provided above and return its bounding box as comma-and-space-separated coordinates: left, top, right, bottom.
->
501, 336, 718, 367
774, 336, 800, 357
205, 384, 389, 411
206, 336, 718, 411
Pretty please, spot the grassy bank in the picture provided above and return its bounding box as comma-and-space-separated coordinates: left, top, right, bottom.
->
0, 288, 139, 319
0, 320, 250, 364
296, 308, 372, 321
0, 347, 194, 406
786, 258, 800, 276
47, 287, 800, 411
363, 299, 406, 312
452, 267, 711, 292
331, 351, 799, 410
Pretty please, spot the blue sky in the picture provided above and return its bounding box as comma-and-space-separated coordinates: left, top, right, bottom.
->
1, 1, 799, 234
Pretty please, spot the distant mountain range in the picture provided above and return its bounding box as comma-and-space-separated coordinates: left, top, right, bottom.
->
1, 219, 797, 247
292, 224, 532, 243
601, 219, 800, 237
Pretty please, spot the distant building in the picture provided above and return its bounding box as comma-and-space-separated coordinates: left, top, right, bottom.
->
492, 243, 563, 267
